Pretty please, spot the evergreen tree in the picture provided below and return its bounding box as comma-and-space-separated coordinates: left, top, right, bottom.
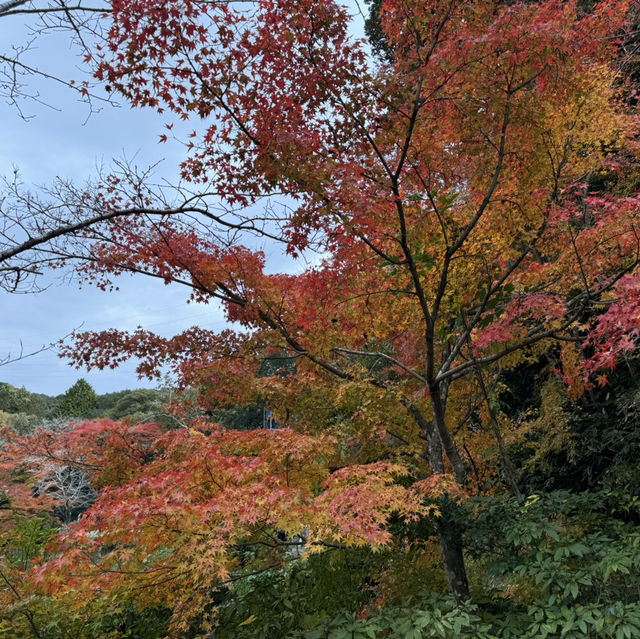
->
55, 379, 97, 418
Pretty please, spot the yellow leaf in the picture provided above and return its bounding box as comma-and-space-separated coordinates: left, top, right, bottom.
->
239, 615, 258, 627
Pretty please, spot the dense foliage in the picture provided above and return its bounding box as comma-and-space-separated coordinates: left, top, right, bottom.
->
53, 379, 98, 419
2, 0, 640, 636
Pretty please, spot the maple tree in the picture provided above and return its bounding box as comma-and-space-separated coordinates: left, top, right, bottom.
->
2, 0, 640, 633
0, 419, 448, 634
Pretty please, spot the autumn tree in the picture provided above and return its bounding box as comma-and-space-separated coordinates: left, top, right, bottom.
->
1, 0, 640, 614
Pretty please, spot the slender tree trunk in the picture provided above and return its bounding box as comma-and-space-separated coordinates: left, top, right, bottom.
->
407, 402, 470, 601
462, 328, 521, 495
473, 367, 521, 496
405, 403, 444, 473
430, 386, 467, 485
436, 518, 470, 601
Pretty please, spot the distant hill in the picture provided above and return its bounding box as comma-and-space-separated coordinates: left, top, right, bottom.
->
0, 381, 164, 422
0, 381, 272, 433
0, 381, 57, 418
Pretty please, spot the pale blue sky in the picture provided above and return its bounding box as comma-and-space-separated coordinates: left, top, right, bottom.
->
0, 2, 366, 396
0, 9, 237, 395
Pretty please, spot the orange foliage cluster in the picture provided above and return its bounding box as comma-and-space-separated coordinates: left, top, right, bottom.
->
0, 421, 449, 632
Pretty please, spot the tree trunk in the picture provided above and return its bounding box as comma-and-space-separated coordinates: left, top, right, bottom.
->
468, 353, 521, 496
436, 517, 470, 601
407, 402, 470, 601
405, 402, 444, 473
430, 385, 467, 485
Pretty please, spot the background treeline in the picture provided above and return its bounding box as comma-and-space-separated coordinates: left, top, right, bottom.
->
0, 380, 162, 426
0, 380, 269, 433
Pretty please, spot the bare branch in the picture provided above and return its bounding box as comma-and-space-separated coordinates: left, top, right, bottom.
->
332, 347, 427, 384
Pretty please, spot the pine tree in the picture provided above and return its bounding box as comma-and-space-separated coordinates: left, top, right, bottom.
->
55, 379, 97, 418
